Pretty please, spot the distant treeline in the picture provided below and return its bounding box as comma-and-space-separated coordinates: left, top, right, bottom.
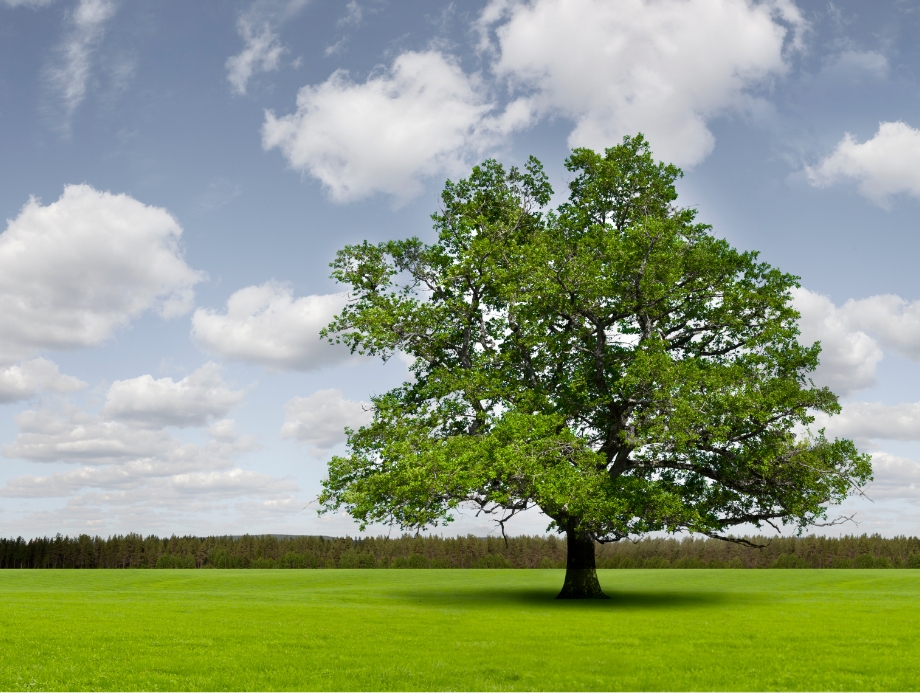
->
2, 533, 920, 569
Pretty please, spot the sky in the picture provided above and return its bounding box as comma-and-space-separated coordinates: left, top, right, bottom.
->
1, 0, 919, 540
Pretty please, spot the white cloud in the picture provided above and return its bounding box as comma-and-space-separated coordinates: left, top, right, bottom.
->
4, 402, 259, 466
792, 288, 920, 396
226, 0, 310, 95
0, 358, 86, 403
281, 388, 372, 454
323, 0, 364, 56
0, 184, 204, 364
338, 0, 361, 27
101, 362, 246, 428
841, 294, 920, 361
226, 22, 286, 95
207, 418, 240, 442
1, 461, 202, 497
191, 282, 354, 371
814, 401, 920, 445
863, 452, 920, 502
46, 0, 117, 125
171, 469, 296, 497
264, 0, 803, 201
4, 406, 177, 463
0, 465, 293, 501
806, 121, 920, 207
479, 0, 805, 167
0, 395, 281, 513
262, 50, 518, 203
792, 287, 883, 395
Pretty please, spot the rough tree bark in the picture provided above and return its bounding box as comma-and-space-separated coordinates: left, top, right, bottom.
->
556, 527, 608, 599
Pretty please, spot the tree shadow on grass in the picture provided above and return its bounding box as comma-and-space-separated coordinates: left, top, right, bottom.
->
394, 586, 738, 609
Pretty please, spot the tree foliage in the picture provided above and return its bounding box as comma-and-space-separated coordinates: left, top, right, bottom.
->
319, 135, 871, 546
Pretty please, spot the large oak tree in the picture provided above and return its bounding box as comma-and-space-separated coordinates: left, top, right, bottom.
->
319, 136, 871, 599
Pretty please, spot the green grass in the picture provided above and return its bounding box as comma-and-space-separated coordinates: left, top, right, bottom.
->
1, 569, 918, 691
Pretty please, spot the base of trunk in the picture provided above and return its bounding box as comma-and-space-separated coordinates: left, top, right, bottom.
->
556, 568, 609, 599
555, 527, 609, 600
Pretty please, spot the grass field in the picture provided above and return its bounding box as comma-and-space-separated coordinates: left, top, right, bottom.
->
1, 569, 918, 691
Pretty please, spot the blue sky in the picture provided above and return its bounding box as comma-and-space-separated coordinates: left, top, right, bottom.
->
1, 0, 919, 539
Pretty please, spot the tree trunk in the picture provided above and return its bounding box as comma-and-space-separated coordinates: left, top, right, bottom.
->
556, 528, 608, 599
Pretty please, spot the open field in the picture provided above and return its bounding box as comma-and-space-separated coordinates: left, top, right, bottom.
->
1, 570, 918, 691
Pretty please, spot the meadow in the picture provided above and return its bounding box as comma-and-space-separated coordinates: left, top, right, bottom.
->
1, 569, 918, 691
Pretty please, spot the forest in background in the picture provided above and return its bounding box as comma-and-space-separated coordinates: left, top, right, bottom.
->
2, 533, 920, 569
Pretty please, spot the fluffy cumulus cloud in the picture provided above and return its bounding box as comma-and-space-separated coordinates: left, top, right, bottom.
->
3, 373, 253, 467
281, 388, 372, 455
101, 363, 246, 428
840, 294, 920, 361
4, 407, 178, 463
863, 452, 920, 502
1, 461, 204, 497
263, 0, 803, 201
208, 418, 240, 442
0, 184, 204, 364
0, 358, 86, 404
262, 50, 516, 203
793, 288, 920, 395
792, 287, 883, 395
0, 394, 293, 530
806, 122, 920, 208
793, 288, 920, 499
814, 401, 920, 448
192, 282, 353, 371
46, 0, 117, 124
479, 0, 805, 167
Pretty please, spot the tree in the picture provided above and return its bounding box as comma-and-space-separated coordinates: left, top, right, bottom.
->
319, 135, 872, 599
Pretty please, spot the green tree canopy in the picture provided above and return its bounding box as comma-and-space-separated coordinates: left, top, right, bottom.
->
319, 135, 871, 598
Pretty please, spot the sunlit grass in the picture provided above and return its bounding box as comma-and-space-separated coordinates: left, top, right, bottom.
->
1, 569, 917, 691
